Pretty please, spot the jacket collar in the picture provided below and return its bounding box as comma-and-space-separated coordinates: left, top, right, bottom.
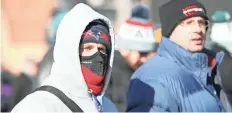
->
157, 37, 224, 85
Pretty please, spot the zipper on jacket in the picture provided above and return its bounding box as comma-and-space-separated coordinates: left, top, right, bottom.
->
88, 89, 93, 100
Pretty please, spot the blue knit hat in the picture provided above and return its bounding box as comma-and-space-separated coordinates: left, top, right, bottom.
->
81, 20, 111, 53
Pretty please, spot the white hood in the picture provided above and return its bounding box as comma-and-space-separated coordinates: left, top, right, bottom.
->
42, 3, 115, 99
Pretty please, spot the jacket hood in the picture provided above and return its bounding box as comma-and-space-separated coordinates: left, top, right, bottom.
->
157, 37, 224, 85
158, 37, 224, 69
42, 3, 115, 98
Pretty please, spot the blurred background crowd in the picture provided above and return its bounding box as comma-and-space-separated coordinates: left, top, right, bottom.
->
1, 0, 232, 112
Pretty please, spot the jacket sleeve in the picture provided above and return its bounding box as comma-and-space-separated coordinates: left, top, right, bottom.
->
126, 78, 179, 112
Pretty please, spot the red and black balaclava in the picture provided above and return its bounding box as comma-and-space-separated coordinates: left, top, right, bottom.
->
79, 20, 111, 95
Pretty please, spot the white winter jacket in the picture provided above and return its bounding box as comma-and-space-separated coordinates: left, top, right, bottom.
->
11, 3, 116, 113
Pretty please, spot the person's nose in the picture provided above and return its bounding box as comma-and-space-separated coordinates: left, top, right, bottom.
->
193, 22, 202, 33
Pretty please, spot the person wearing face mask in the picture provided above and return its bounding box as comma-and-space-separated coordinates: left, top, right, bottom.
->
11, 3, 117, 112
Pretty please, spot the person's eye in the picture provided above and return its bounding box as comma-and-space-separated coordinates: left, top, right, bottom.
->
186, 20, 194, 25
83, 46, 93, 51
199, 20, 209, 26
99, 48, 107, 54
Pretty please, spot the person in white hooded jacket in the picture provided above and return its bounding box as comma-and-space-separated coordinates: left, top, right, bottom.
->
11, 3, 117, 112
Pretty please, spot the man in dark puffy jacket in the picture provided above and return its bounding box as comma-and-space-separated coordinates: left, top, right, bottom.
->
127, 0, 231, 112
